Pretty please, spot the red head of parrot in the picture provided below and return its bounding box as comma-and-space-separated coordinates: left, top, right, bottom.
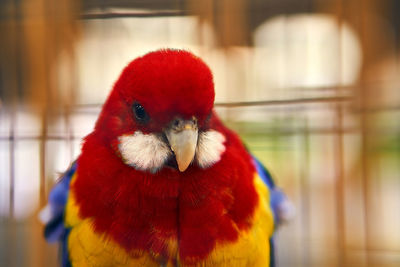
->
93, 49, 217, 172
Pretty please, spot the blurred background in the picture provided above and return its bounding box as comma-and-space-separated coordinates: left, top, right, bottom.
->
1, 0, 400, 266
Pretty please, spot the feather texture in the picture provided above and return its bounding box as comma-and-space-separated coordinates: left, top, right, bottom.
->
64, 173, 273, 267
118, 131, 172, 172
195, 130, 226, 169
41, 49, 292, 267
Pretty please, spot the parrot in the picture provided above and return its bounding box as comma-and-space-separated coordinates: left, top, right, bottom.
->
40, 49, 293, 267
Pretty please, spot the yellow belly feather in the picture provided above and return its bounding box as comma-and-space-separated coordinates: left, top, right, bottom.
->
65, 174, 274, 267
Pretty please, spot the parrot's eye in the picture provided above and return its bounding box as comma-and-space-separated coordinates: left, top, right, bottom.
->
133, 102, 149, 123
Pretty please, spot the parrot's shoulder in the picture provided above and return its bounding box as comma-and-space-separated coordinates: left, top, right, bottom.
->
252, 155, 295, 226
39, 161, 78, 267
40, 161, 77, 243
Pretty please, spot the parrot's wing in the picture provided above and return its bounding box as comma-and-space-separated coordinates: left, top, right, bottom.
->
252, 155, 295, 267
252, 155, 295, 226
39, 161, 77, 267
40, 161, 77, 242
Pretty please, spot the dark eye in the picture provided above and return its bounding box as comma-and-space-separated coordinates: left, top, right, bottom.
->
132, 102, 149, 123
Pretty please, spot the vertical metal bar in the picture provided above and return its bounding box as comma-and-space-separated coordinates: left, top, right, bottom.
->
359, 0, 371, 266
65, 106, 73, 163
39, 110, 47, 206
7, 1, 22, 265
64, 47, 78, 164
303, 1, 312, 265
300, 116, 311, 267
8, 0, 23, 221
333, 74, 346, 267
9, 107, 15, 220
36, 2, 52, 265
334, 0, 346, 266
360, 77, 370, 267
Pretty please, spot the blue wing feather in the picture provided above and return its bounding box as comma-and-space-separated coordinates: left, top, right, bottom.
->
252, 155, 294, 267
252, 155, 291, 226
44, 161, 77, 267
253, 156, 275, 188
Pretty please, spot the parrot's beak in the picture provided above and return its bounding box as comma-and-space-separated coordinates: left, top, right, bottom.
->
165, 118, 198, 172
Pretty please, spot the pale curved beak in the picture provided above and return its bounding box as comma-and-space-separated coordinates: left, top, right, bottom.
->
164, 119, 198, 172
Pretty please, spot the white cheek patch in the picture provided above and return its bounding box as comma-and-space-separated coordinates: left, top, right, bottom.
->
118, 131, 172, 173
195, 130, 226, 169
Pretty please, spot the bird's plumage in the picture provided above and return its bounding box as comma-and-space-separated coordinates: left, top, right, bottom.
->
42, 49, 292, 267
45, 157, 282, 267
